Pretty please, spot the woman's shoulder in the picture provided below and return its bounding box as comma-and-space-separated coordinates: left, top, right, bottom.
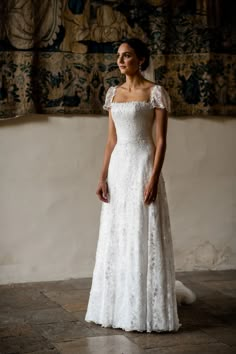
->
151, 83, 170, 96
142, 80, 161, 89
105, 85, 118, 95
103, 86, 117, 110
145, 79, 156, 87
106, 85, 116, 91
149, 82, 167, 90
150, 83, 171, 112
143, 81, 168, 95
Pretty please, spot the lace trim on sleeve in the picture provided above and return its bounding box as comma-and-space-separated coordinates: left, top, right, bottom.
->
103, 86, 116, 111
151, 85, 171, 113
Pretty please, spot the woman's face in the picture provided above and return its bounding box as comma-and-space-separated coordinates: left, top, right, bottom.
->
116, 43, 143, 75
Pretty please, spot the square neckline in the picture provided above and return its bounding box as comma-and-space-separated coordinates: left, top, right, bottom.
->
111, 84, 157, 105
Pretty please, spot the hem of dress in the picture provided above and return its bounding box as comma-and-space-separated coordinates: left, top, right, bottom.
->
85, 319, 182, 333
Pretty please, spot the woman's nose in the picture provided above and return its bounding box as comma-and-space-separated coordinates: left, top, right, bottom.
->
118, 56, 124, 64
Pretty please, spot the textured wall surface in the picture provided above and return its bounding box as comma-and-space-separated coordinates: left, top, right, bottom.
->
0, 115, 235, 284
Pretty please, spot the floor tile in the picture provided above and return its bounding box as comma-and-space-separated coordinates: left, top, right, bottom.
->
129, 328, 217, 349
201, 280, 236, 298
177, 300, 226, 328
0, 288, 58, 311
71, 311, 87, 322
145, 342, 235, 354
63, 278, 92, 290
43, 289, 89, 312
179, 270, 236, 283
33, 321, 94, 342
0, 308, 76, 325
0, 335, 55, 354
201, 326, 236, 346
55, 335, 144, 354
0, 324, 33, 338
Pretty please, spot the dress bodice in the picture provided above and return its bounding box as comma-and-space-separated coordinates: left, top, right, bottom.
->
103, 85, 171, 145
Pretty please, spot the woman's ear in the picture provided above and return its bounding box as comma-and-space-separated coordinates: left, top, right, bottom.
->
140, 57, 145, 66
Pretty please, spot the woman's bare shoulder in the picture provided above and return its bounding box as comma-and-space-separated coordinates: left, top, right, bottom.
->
143, 80, 157, 88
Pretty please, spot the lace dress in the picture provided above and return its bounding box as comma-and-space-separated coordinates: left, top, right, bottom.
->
85, 85, 182, 333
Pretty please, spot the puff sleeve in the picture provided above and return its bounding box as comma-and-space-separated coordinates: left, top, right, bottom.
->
103, 86, 116, 111
151, 85, 171, 113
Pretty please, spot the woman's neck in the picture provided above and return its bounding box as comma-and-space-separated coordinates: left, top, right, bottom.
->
124, 73, 146, 91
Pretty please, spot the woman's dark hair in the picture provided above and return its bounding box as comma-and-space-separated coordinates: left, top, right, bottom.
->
121, 38, 150, 71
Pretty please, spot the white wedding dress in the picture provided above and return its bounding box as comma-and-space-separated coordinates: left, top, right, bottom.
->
85, 85, 196, 333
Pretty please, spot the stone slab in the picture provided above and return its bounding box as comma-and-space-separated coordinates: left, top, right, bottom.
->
130, 328, 217, 349
55, 335, 144, 354
33, 321, 95, 342
145, 342, 235, 354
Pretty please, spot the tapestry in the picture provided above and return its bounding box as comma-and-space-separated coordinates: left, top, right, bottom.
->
0, 0, 235, 119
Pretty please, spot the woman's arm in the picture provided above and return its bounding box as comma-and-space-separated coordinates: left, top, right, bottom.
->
98, 110, 117, 181
144, 108, 168, 205
96, 110, 117, 202
150, 108, 168, 181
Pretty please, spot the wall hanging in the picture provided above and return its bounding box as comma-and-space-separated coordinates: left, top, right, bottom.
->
0, 0, 235, 119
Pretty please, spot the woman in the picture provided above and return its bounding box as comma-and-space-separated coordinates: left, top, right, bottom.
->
85, 38, 196, 333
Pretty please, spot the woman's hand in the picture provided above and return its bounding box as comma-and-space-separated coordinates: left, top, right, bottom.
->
144, 177, 158, 205
96, 180, 109, 203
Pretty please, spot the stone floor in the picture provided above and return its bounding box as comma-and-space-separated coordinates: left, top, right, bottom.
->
0, 270, 236, 354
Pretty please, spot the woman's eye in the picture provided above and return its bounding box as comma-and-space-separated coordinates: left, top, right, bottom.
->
116, 53, 131, 60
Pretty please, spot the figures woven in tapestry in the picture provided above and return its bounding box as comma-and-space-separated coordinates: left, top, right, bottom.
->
0, 0, 235, 119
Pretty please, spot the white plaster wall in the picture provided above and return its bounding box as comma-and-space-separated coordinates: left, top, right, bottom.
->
0, 114, 235, 284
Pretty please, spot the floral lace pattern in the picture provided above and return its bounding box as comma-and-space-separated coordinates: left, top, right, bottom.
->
102, 84, 171, 112
85, 87, 182, 332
